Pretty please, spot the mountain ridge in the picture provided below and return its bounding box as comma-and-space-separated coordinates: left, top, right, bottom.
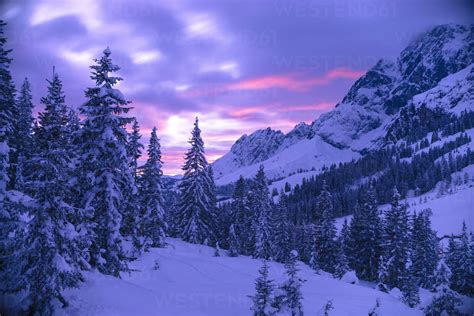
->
212, 24, 473, 186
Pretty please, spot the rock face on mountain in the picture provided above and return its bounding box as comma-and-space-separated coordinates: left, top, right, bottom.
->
312, 24, 473, 149
213, 24, 474, 185
227, 128, 285, 167
411, 64, 473, 114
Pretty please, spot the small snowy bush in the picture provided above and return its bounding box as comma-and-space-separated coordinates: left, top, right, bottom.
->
341, 271, 359, 284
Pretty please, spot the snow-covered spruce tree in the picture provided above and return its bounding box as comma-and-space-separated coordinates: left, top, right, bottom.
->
137, 127, 167, 250
314, 182, 337, 273
251, 165, 274, 259
78, 47, 134, 276
309, 245, 321, 273
231, 175, 253, 255
299, 223, 315, 264
470, 232, 474, 295
339, 218, 350, 254
376, 256, 390, 293
401, 264, 420, 307
334, 241, 349, 279
425, 260, 461, 316
128, 118, 144, 180
0, 19, 16, 274
0, 20, 16, 191
249, 260, 275, 316
410, 210, 438, 288
446, 221, 473, 296
228, 224, 239, 257
379, 188, 410, 290
4, 70, 86, 315
14, 77, 34, 188
120, 122, 143, 249
272, 192, 292, 263
278, 250, 305, 316
175, 117, 217, 245
34, 71, 71, 152
348, 187, 382, 281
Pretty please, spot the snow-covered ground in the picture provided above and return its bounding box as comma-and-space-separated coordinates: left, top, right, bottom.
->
51, 238, 425, 316
3, 181, 472, 315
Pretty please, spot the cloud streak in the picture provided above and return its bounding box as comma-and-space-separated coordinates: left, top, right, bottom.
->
183, 68, 365, 97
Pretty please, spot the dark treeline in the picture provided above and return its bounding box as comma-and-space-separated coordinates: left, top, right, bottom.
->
285, 131, 472, 222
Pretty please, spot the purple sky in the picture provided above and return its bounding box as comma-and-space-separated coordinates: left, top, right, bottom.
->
1, 0, 472, 174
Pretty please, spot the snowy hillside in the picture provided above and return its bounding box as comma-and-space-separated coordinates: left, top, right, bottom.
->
4, 238, 465, 316
214, 134, 359, 186
212, 24, 473, 186
335, 164, 474, 238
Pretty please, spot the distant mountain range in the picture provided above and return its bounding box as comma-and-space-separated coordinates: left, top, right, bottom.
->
212, 24, 473, 186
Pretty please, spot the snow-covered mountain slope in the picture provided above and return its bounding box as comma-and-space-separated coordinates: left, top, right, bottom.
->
411, 64, 473, 114
214, 134, 359, 186
7, 238, 467, 316
336, 164, 474, 239
212, 24, 473, 186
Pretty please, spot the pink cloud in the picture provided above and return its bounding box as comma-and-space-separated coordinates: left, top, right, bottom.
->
277, 102, 334, 112
227, 103, 277, 118
130, 100, 337, 174
225, 102, 334, 119
182, 67, 365, 97
325, 68, 366, 80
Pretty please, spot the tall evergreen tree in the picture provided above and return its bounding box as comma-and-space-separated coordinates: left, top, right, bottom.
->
231, 176, 252, 255
279, 250, 304, 316
138, 127, 167, 250
0, 20, 15, 276
348, 188, 382, 281
313, 182, 337, 273
334, 242, 349, 279
339, 218, 350, 259
410, 210, 438, 288
401, 264, 420, 307
272, 192, 292, 263
376, 256, 390, 293
309, 244, 321, 273
78, 47, 133, 276
228, 224, 239, 257
128, 119, 144, 180
3, 71, 85, 315
119, 120, 143, 252
14, 77, 34, 188
300, 224, 315, 264
425, 260, 461, 316
446, 222, 473, 296
251, 165, 273, 259
175, 117, 216, 244
35, 71, 70, 151
249, 260, 275, 316
0, 20, 16, 191
379, 188, 410, 290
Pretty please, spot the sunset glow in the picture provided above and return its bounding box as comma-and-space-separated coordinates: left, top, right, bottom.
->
3, 0, 469, 174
